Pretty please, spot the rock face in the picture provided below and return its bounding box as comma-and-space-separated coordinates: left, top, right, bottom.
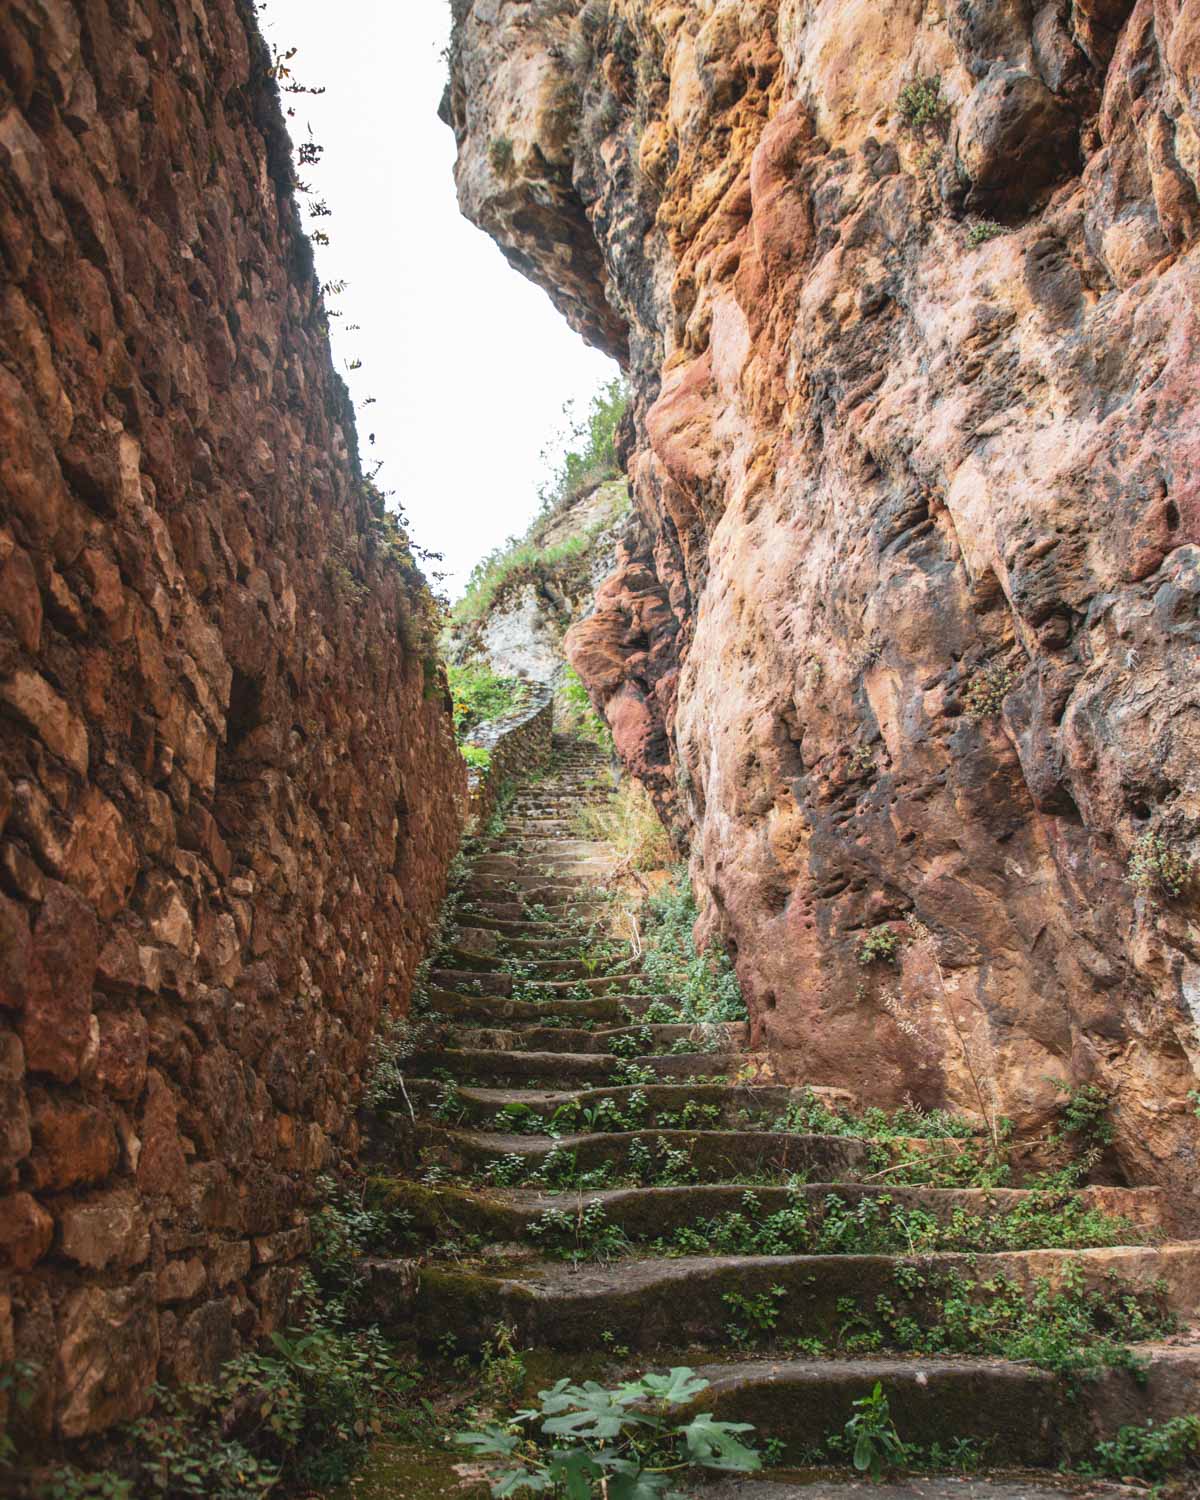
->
447, 478, 633, 686
1, 0, 463, 1439
447, 0, 1200, 1210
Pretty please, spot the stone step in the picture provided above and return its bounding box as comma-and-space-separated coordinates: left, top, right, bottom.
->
435, 950, 631, 981
439, 1021, 749, 1056
429, 972, 641, 999
405, 1079, 794, 1129
372, 1178, 1168, 1250
407, 1046, 743, 1088
422, 990, 674, 1026
416, 1124, 897, 1183
373, 1242, 1200, 1355
454, 927, 605, 957
450, 914, 588, 939
676, 1342, 1200, 1473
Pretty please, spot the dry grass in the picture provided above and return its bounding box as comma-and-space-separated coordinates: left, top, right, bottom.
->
573, 777, 674, 872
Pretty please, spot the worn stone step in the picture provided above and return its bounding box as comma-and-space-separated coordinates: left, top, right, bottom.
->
422, 990, 675, 1026
407, 1046, 743, 1087
406, 1079, 793, 1129
372, 1178, 1167, 1249
416, 1124, 895, 1183
429, 972, 639, 1000
435, 949, 628, 981
459, 897, 611, 923
707, 1475, 1139, 1500
440, 1022, 749, 1056
465, 875, 594, 900
375, 1243, 1200, 1354
450, 913, 588, 939
678, 1342, 1200, 1473
454, 927, 603, 957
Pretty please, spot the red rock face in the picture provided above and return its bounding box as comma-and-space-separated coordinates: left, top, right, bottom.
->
1, 0, 464, 1439
450, 1, 1200, 1212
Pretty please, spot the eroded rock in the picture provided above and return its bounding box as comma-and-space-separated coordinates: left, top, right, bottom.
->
451, 0, 1200, 1213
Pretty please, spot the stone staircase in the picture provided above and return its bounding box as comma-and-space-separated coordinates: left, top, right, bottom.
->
365, 735, 1200, 1490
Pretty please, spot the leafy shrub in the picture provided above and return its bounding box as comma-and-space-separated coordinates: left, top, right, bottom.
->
557, 663, 613, 752
966, 220, 1006, 247
634, 868, 747, 1022
1083, 1414, 1200, 1482
451, 379, 629, 628
857, 924, 901, 965
448, 661, 525, 739
963, 662, 1015, 720
456, 1366, 762, 1497
845, 1383, 906, 1481
897, 76, 949, 131
461, 743, 492, 772
489, 135, 515, 175
1127, 830, 1194, 899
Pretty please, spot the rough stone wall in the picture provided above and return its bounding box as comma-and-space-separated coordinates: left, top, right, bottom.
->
447, 0, 1200, 1211
0, 0, 464, 1442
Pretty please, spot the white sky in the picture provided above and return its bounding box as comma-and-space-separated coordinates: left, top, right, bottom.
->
267, 0, 618, 597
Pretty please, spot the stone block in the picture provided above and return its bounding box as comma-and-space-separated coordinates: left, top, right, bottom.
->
57, 1187, 150, 1271
0, 669, 88, 775
56, 1276, 158, 1438
29, 1095, 118, 1191
20, 881, 98, 1083
0, 1191, 53, 1270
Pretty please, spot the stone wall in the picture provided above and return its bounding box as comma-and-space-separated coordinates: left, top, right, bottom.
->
466, 687, 555, 829
448, 0, 1200, 1213
0, 0, 464, 1443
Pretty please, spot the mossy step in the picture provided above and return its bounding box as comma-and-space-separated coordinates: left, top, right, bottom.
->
405, 1080, 793, 1128
416, 1124, 898, 1182
438, 1022, 749, 1056
407, 1046, 743, 1087
428, 973, 639, 999
371, 1178, 1168, 1248
465, 875, 595, 899
422, 990, 675, 1025
373, 1243, 1200, 1355
458, 897, 611, 922
454, 927, 600, 956
448, 914, 591, 939
675, 1345, 1200, 1472
435, 942, 600, 978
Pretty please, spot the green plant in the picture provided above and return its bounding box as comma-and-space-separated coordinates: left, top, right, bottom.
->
489, 135, 515, 174
1082, 1413, 1200, 1482
462, 743, 492, 772
631, 868, 747, 1023
41, 1471, 134, 1500
456, 1366, 762, 1498
1053, 1084, 1115, 1151
897, 76, 950, 132
857, 925, 901, 966
448, 661, 525, 739
530, 1201, 632, 1264
722, 1285, 788, 1347
845, 1383, 907, 1481
963, 662, 1015, 720
1127, 830, 1194, 899
1, 1359, 37, 1467
966, 220, 1006, 247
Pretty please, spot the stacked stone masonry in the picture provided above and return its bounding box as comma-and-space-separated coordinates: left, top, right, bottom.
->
466, 687, 555, 831
447, 0, 1200, 1216
0, 0, 464, 1442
